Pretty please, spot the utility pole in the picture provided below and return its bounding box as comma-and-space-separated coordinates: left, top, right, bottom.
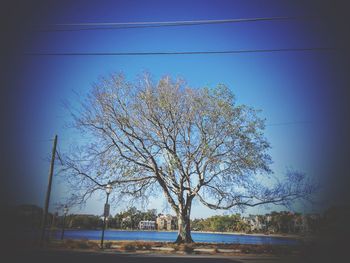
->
40, 134, 58, 246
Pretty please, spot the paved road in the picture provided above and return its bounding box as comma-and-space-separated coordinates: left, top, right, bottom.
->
10, 249, 301, 263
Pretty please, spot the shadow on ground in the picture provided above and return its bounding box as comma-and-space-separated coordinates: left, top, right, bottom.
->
14, 249, 242, 263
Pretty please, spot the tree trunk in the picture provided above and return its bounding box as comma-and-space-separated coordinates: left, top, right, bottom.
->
175, 211, 194, 243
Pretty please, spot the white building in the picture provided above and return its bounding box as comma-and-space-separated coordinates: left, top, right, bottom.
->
156, 214, 177, 230
139, 220, 156, 230
243, 215, 265, 231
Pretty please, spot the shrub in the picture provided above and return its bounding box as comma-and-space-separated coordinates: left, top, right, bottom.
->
120, 243, 136, 251
134, 241, 152, 250
104, 241, 113, 249
63, 239, 91, 249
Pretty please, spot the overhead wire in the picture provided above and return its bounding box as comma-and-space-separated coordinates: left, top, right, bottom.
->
37, 16, 320, 32
24, 47, 336, 56
29, 16, 337, 55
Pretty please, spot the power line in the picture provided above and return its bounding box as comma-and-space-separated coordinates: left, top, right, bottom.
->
24, 47, 336, 56
37, 16, 318, 32
51, 16, 311, 27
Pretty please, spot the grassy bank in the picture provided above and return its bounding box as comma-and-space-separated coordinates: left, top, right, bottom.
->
46, 239, 304, 256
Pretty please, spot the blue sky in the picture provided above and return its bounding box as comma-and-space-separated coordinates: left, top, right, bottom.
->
13, 0, 340, 218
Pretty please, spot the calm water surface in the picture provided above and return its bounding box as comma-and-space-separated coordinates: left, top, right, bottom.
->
57, 230, 299, 245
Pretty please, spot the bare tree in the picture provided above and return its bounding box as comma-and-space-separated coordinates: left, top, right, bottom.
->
60, 73, 315, 243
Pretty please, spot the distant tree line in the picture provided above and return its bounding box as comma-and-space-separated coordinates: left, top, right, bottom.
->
191, 211, 327, 234
191, 214, 249, 233
10, 204, 350, 235
60, 207, 158, 230
108, 207, 157, 230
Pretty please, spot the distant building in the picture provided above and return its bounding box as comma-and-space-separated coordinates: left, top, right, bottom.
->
243, 215, 263, 231
156, 214, 177, 230
138, 220, 156, 230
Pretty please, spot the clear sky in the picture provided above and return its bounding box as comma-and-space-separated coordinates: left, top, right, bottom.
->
7, 0, 346, 218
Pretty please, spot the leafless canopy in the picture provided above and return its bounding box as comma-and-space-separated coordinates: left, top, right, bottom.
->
60, 73, 314, 221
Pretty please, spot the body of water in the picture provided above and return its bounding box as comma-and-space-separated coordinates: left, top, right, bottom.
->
57, 230, 299, 245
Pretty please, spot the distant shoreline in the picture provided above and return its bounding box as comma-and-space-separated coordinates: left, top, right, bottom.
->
191, 230, 303, 239
64, 228, 304, 239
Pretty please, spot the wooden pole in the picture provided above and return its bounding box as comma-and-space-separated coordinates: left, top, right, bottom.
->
40, 135, 58, 245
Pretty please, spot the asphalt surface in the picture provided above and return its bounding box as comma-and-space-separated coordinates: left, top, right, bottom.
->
7, 248, 301, 263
